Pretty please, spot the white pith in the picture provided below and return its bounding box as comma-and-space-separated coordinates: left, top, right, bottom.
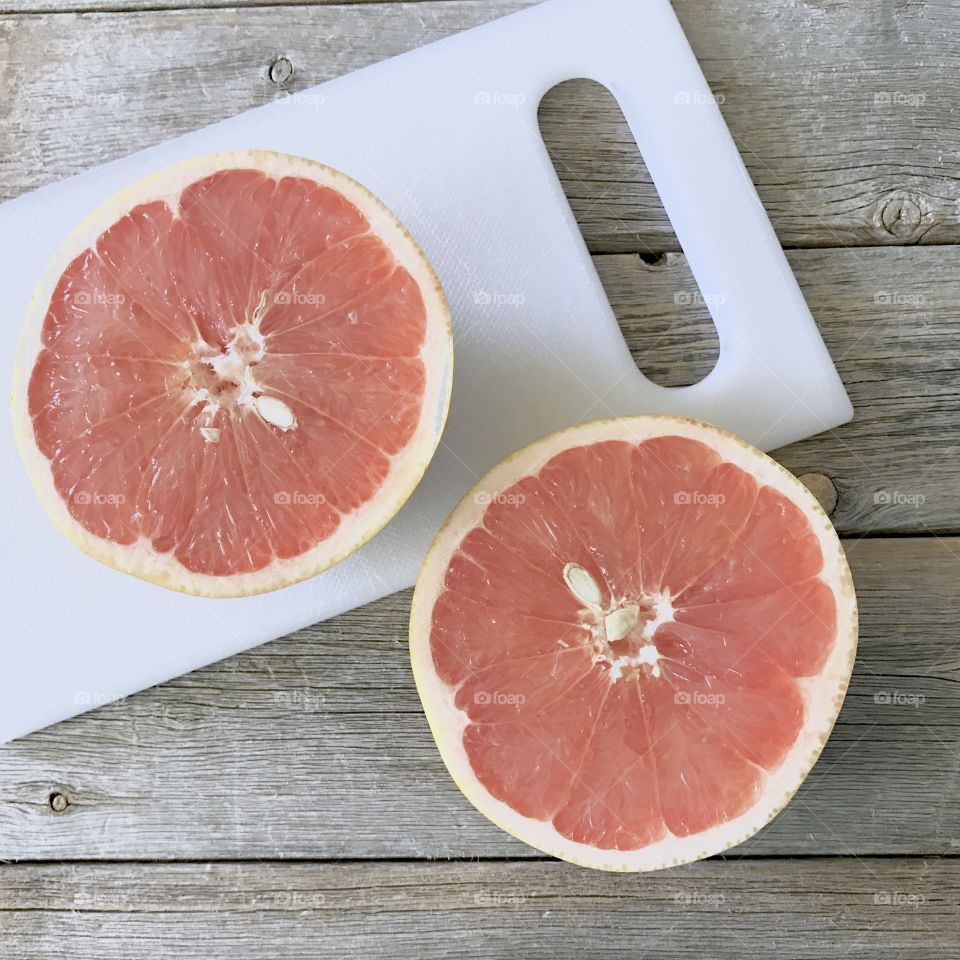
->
11, 150, 453, 598
563, 562, 671, 680
410, 416, 858, 873
189, 312, 286, 433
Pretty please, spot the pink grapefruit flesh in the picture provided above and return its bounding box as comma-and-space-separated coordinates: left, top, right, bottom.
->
410, 417, 857, 871
13, 151, 452, 597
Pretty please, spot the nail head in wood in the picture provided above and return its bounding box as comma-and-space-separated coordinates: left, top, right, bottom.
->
268, 56, 294, 86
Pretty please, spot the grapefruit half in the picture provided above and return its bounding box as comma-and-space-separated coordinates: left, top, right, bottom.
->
410, 417, 857, 871
12, 151, 452, 597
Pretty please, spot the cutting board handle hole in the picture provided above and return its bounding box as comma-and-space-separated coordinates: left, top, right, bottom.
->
538, 80, 719, 388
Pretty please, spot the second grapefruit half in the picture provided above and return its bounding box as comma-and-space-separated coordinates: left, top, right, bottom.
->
12, 150, 452, 597
411, 417, 857, 871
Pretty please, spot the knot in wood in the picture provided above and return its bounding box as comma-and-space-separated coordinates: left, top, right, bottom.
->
798, 472, 838, 516
875, 193, 923, 241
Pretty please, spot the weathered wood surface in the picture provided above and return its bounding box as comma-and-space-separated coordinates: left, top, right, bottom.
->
2, 0, 472, 9
3, 0, 959, 954
605, 245, 960, 534
1, 537, 957, 861
2, 859, 958, 959
2, 0, 959, 252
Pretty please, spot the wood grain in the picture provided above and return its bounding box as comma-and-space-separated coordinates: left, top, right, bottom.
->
0, 537, 957, 861
2, 0, 959, 251
1, 859, 957, 959
1, 0, 474, 10
2, 3, 958, 952
606, 244, 960, 534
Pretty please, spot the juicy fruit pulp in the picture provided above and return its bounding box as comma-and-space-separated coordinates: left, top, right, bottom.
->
412, 418, 856, 870
17, 152, 451, 595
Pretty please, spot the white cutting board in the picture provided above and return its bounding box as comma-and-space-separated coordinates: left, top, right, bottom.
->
0, 0, 852, 743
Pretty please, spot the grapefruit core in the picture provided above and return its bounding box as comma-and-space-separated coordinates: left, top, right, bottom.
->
12, 151, 452, 597
410, 417, 857, 871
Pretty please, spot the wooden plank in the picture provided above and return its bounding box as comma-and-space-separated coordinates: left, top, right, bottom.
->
1, 0, 470, 11
604, 244, 960, 534
1, 859, 957, 959
0, 2, 529, 203
0, 537, 957, 861
2, 0, 958, 250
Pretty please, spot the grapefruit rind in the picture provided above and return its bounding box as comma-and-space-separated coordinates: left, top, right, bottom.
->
409, 416, 857, 872
11, 150, 453, 598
